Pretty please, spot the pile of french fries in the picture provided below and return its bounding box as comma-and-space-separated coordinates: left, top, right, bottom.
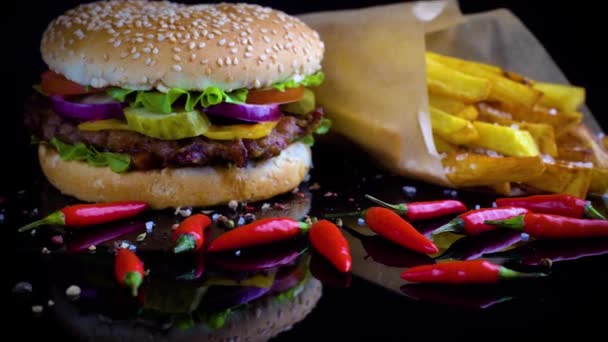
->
426, 52, 608, 197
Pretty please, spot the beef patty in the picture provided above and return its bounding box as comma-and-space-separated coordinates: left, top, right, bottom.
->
24, 97, 322, 170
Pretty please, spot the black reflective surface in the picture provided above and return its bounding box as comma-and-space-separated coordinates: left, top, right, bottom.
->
7, 0, 608, 340
7, 136, 608, 340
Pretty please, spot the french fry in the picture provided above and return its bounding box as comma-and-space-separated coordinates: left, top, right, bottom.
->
429, 94, 479, 120
480, 102, 583, 137
534, 82, 586, 113
590, 167, 608, 195
443, 153, 546, 187
433, 135, 459, 153
430, 107, 479, 145
566, 124, 608, 168
468, 121, 539, 157
556, 144, 593, 162
489, 182, 512, 196
427, 52, 542, 109
524, 161, 593, 199
426, 57, 491, 103
426, 52, 503, 75
517, 122, 558, 157
476, 106, 557, 156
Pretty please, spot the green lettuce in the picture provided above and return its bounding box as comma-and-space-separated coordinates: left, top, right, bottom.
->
49, 137, 130, 173
108, 87, 248, 114
106, 71, 324, 114
273, 71, 325, 92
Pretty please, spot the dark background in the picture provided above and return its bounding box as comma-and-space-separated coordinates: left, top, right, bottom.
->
5, 1, 608, 340
5, 0, 608, 192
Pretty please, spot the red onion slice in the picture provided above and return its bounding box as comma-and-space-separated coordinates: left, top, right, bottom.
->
204, 102, 281, 122
50, 95, 124, 121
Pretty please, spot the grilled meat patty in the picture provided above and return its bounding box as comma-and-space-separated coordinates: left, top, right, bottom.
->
24, 97, 322, 170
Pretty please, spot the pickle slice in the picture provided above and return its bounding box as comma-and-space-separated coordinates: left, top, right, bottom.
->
124, 107, 211, 140
280, 88, 315, 115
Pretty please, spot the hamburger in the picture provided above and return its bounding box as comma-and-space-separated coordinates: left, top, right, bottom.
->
24, 0, 328, 209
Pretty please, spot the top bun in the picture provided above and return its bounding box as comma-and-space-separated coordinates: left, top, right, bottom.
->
40, 0, 324, 91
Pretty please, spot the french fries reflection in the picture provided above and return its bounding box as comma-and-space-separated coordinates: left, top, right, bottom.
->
443, 153, 545, 187
426, 52, 606, 197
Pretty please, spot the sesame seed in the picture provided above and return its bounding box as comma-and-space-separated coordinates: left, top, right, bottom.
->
231, 47, 238, 54
136, 37, 144, 43
234, 57, 239, 65
265, 48, 271, 54
131, 46, 137, 54
173, 54, 181, 62
133, 52, 141, 59
113, 40, 121, 48
226, 56, 232, 65
240, 31, 247, 37
152, 47, 159, 54
218, 38, 226, 46
244, 52, 252, 58
217, 58, 224, 66
172, 46, 181, 53
120, 52, 128, 59
228, 41, 236, 47
145, 57, 152, 65
254, 79, 261, 87
190, 53, 197, 61
198, 42, 206, 49
247, 45, 253, 52
259, 55, 267, 61
263, 35, 271, 43
143, 47, 151, 53
189, 42, 196, 50
173, 64, 182, 71
207, 33, 215, 39
200, 58, 209, 65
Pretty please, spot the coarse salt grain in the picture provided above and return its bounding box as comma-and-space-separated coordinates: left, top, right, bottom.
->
66, 285, 81, 298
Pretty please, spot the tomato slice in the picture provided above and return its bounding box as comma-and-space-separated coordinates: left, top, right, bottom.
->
246, 86, 304, 104
40, 70, 99, 96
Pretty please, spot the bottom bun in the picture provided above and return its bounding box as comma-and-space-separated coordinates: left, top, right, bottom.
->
52, 278, 322, 342
39, 142, 312, 209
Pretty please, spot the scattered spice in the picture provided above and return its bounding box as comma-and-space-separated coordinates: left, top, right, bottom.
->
145, 221, 155, 233
41, 247, 51, 254
12, 282, 33, 294
88, 245, 97, 252
175, 206, 193, 217
261, 203, 271, 211
171, 223, 180, 230
47, 300, 55, 307
335, 218, 343, 227
136, 232, 147, 242
212, 213, 220, 221
273, 202, 288, 210
228, 200, 239, 211
244, 213, 256, 223
357, 218, 365, 226
66, 285, 81, 298
309, 183, 321, 190
32, 305, 44, 314
237, 216, 245, 226
51, 235, 64, 245
217, 215, 235, 229
323, 192, 338, 197
402, 186, 417, 197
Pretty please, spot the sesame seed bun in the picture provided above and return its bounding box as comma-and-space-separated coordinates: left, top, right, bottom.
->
40, 0, 324, 91
38, 142, 312, 209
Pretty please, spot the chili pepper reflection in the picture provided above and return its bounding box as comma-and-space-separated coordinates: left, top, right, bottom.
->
437, 230, 524, 261
400, 284, 516, 310
66, 221, 146, 253
485, 238, 608, 265
310, 251, 351, 288
342, 225, 434, 268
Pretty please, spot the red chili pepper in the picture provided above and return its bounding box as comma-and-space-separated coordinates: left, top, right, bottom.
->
309, 220, 352, 273
114, 248, 145, 296
495, 194, 605, 220
432, 207, 530, 236
207, 217, 309, 252
172, 214, 212, 254
486, 212, 608, 239
365, 194, 467, 221
18, 201, 149, 232
365, 207, 438, 254
401, 259, 545, 284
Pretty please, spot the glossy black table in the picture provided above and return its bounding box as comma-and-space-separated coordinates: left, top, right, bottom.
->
7, 136, 608, 340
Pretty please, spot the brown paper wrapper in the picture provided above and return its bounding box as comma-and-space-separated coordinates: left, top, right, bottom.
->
299, 1, 604, 189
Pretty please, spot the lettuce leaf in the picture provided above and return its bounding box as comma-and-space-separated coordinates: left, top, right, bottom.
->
106, 72, 323, 113
107, 86, 248, 114
315, 118, 332, 135
273, 71, 325, 92
49, 137, 130, 173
